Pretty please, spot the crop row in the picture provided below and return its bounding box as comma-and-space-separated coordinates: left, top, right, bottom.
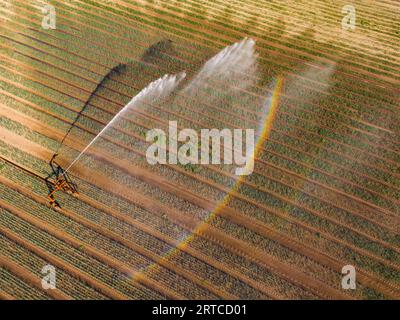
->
6, 1, 400, 115
0, 254, 51, 300
1, 0, 399, 300
69, 0, 400, 88
0, 118, 396, 300
0, 181, 221, 299
0, 74, 396, 298
2, 14, 396, 168
2, 20, 396, 165
0, 140, 346, 300
127, 0, 400, 76
0, 222, 108, 300
0, 157, 286, 299
1, 43, 398, 215
1, 72, 398, 300
0, 155, 304, 299
62, 0, 400, 106
1, 60, 396, 250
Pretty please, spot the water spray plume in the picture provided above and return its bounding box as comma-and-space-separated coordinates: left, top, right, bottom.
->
64, 72, 186, 173
184, 38, 258, 94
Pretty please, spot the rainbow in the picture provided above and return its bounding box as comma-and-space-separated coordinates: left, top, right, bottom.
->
131, 76, 284, 281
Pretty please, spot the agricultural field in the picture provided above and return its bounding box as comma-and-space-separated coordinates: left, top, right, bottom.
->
0, 0, 399, 300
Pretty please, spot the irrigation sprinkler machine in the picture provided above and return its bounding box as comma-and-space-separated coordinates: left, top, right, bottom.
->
45, 154, 79, 208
